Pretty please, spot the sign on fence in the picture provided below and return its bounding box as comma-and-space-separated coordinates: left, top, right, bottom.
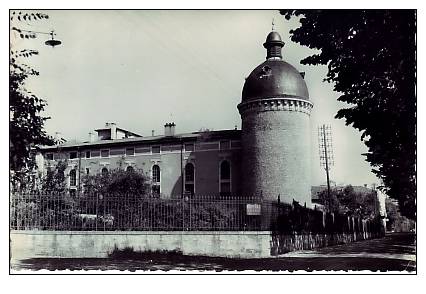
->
246, 204, 261, 216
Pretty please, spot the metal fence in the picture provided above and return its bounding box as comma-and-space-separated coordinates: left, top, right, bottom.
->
10, 193, 384, 234
10, 193, 272, 231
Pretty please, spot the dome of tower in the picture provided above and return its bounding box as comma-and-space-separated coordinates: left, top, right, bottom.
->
242, 60, 309, 101
241, 31, 309, 102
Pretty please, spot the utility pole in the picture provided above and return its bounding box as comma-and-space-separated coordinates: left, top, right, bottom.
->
318, 124, 334, 211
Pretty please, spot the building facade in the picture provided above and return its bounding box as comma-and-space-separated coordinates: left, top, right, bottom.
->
38, 125, 242, 197
36, 30, 313, 206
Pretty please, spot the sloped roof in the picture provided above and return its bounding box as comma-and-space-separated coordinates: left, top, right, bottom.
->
39, 129, 241, 151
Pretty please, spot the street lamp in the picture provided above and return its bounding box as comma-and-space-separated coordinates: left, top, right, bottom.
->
45, 31, 61, 47
15, 28, 62, 47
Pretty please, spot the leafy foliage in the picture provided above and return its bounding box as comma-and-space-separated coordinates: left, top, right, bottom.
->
10, 11, 49, 22
41, 160, 68, 193
10, 11, 54, 182
318, 189, 341, 213
385, 198, 415, 232
281, 10, 416, 219
82, 168, 149, 196
318, 185, 379, 218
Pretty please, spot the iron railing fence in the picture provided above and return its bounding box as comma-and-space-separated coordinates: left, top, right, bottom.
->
10, 193, 272, 231
10, 193, 384, 234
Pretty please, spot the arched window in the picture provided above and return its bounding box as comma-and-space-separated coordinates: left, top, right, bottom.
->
126, 166, 134, 172
152, 165, 160, 194
101, 167, 109, 176
220, 160, 231, 196
184, 163, 195, 196
69, 169, 76, 187
152, 165, 160, 182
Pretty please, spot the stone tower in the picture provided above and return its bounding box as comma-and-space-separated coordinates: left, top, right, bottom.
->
238, 31, 313, 206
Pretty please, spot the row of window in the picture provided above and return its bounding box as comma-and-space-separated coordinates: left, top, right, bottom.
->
44, 140, 240, 161
68, 165, 135, 187
66, 161, 232, 196
46, 145, 185, 160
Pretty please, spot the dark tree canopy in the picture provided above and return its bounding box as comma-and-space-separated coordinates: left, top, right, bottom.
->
281, 10, 416, 219
41, 160, 68, 193
385, 198, 415, 232
318, 185, 379, 218
82, 169, 149, 196
10, 11, 54, 182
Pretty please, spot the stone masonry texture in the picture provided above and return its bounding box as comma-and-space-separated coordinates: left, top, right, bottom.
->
241, 108, 311, 206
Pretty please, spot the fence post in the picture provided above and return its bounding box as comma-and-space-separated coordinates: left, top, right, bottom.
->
15, 194, 19, 230
103, 194, 106, 231
182, 196, 184, 231
189, 196, 191, 231
95, 194, 99, 231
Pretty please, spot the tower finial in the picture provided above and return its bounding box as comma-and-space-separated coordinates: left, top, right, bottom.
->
272, 18, 275, 31
263, 30, 284, 60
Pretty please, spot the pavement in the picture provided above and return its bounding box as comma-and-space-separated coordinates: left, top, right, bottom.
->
11, 232, 416, 273
280, 232, 416, 261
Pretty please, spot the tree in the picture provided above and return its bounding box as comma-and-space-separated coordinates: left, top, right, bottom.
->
82, 168, 149, 197
281, 10, 416, 219
318, 188, 340, 212
41, 160, 68, 193
338, 185, 378, 218
318, 185, 378, 218
10, 11, 55, 185
385, 198, 415, 232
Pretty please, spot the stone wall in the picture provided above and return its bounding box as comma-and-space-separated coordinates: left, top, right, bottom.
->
10, 229, 382, 264
10, 231, 271, 262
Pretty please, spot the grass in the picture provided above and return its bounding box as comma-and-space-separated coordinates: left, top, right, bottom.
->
108, 246, 184, 259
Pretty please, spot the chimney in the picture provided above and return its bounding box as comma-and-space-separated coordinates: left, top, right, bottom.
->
164, 122, 176, 136
89, 132, 95, 142
152, 130, 155, 136
106, 122, 117, 140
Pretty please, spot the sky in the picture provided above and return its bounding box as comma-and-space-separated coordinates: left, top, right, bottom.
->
10, 9, 379, 187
